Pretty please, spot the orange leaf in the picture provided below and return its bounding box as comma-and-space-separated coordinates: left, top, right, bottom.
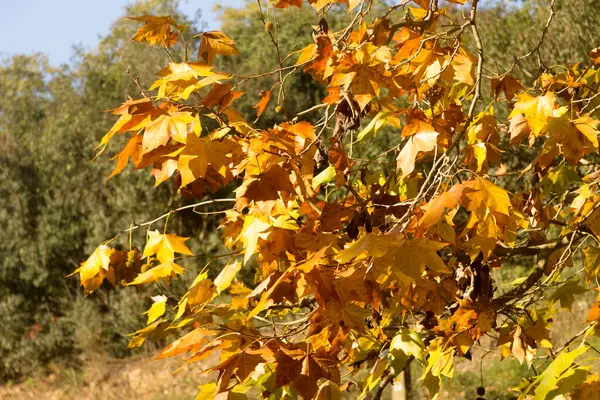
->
591, 46, 600, 65
419, 184, 465, 228
271, 0, 303, 7
253, 90, 272, 118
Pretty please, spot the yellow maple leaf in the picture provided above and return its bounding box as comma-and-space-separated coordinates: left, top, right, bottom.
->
574, 114, 600, 149
70, 245, 114, 294
238, 215, 271, 264
141, 110, 196, 154
129, 261, 185, 285
378, 238, 449, 287
508, 92, 556, 137
149, 62, 232, 101
451, 47, 476, 86
142, 230, 193, 263
177, 133, 239, 188
397, 129, 438, 178
144, 295, 168, 324
462, 177, 512, 217
197, 31, 240, 64
129, 15, 187, 47
308, 0, 360, 11
336, 232, 400, 263
214, 260, 242, 294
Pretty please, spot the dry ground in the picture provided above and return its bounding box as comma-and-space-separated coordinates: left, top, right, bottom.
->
0, 354, 213, 400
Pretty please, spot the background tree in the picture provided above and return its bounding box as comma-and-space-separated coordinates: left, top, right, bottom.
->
0, 0, 212, 381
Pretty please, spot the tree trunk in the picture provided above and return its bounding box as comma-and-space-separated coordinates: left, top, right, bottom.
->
392, 367, 411, 400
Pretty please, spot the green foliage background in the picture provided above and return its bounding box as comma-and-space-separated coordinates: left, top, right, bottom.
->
1, 0, 599, 390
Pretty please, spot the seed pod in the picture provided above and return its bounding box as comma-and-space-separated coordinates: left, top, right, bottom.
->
275, 105, 283, 114
265, 21, 274, 32
477, 386, 485, 396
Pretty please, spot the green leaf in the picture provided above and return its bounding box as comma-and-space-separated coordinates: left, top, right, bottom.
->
540, 165, 580, 198
525, 345, 588, 400
356, 111, 395, 142
389, 328, 425, 373
549, 279, 588, 310
312, 165, 336, 189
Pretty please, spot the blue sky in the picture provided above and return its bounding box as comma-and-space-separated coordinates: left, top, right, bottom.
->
0, 0, 242, 65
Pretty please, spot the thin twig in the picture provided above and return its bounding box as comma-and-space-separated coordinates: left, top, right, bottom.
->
115, 47, 149, 98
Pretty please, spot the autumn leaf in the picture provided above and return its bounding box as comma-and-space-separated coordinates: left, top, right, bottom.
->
397, 129, 438, 178
451, 47, 476, 86
203, 82, 244, 111
296, 35, 334, 83
75, 5, 600, 400
574, 115, 600, 149
572, 373, 600, 400
155, 327, 218, 359
182, 271, 216, 307
330, 44, 387, 109
308, 0, 361, 11
129, 15, 187, 47
197, 31, 240, 64
127, 319, 169, 348
490, 74, 523, 101
509, 113, 532, 145
128, 261, 185, 286
591, 47, 600, 65
95, 98, 156, 155
312, 165, 336, 189
151, 159, 178, 187
271, 0, 303, 7
377, 238, 449, 286
177, 133, 240, 188
144, 295, 168, 324
238, 215, 271, 264
419, 183, 465, 228
462, 177, 512, 217
207, 351, 266, 388
357, 109, 401, 142
419, 338, 455, 398
584, 246, 600, 282
389, 328, 425, 373
149, 62, 232, 101
336, 232, 400, 263
214, 260, 242, 294
527, 345, 589, 400
142, 230, 193, 263
253, 90, 271, 119
141, 110, 196, 153
550, 280, 588, 310
108, 134, 143, 179
69, 245, 114, 294
509, 92, 556, 137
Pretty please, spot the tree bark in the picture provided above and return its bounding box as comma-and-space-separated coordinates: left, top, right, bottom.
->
392, 367, 411, 400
